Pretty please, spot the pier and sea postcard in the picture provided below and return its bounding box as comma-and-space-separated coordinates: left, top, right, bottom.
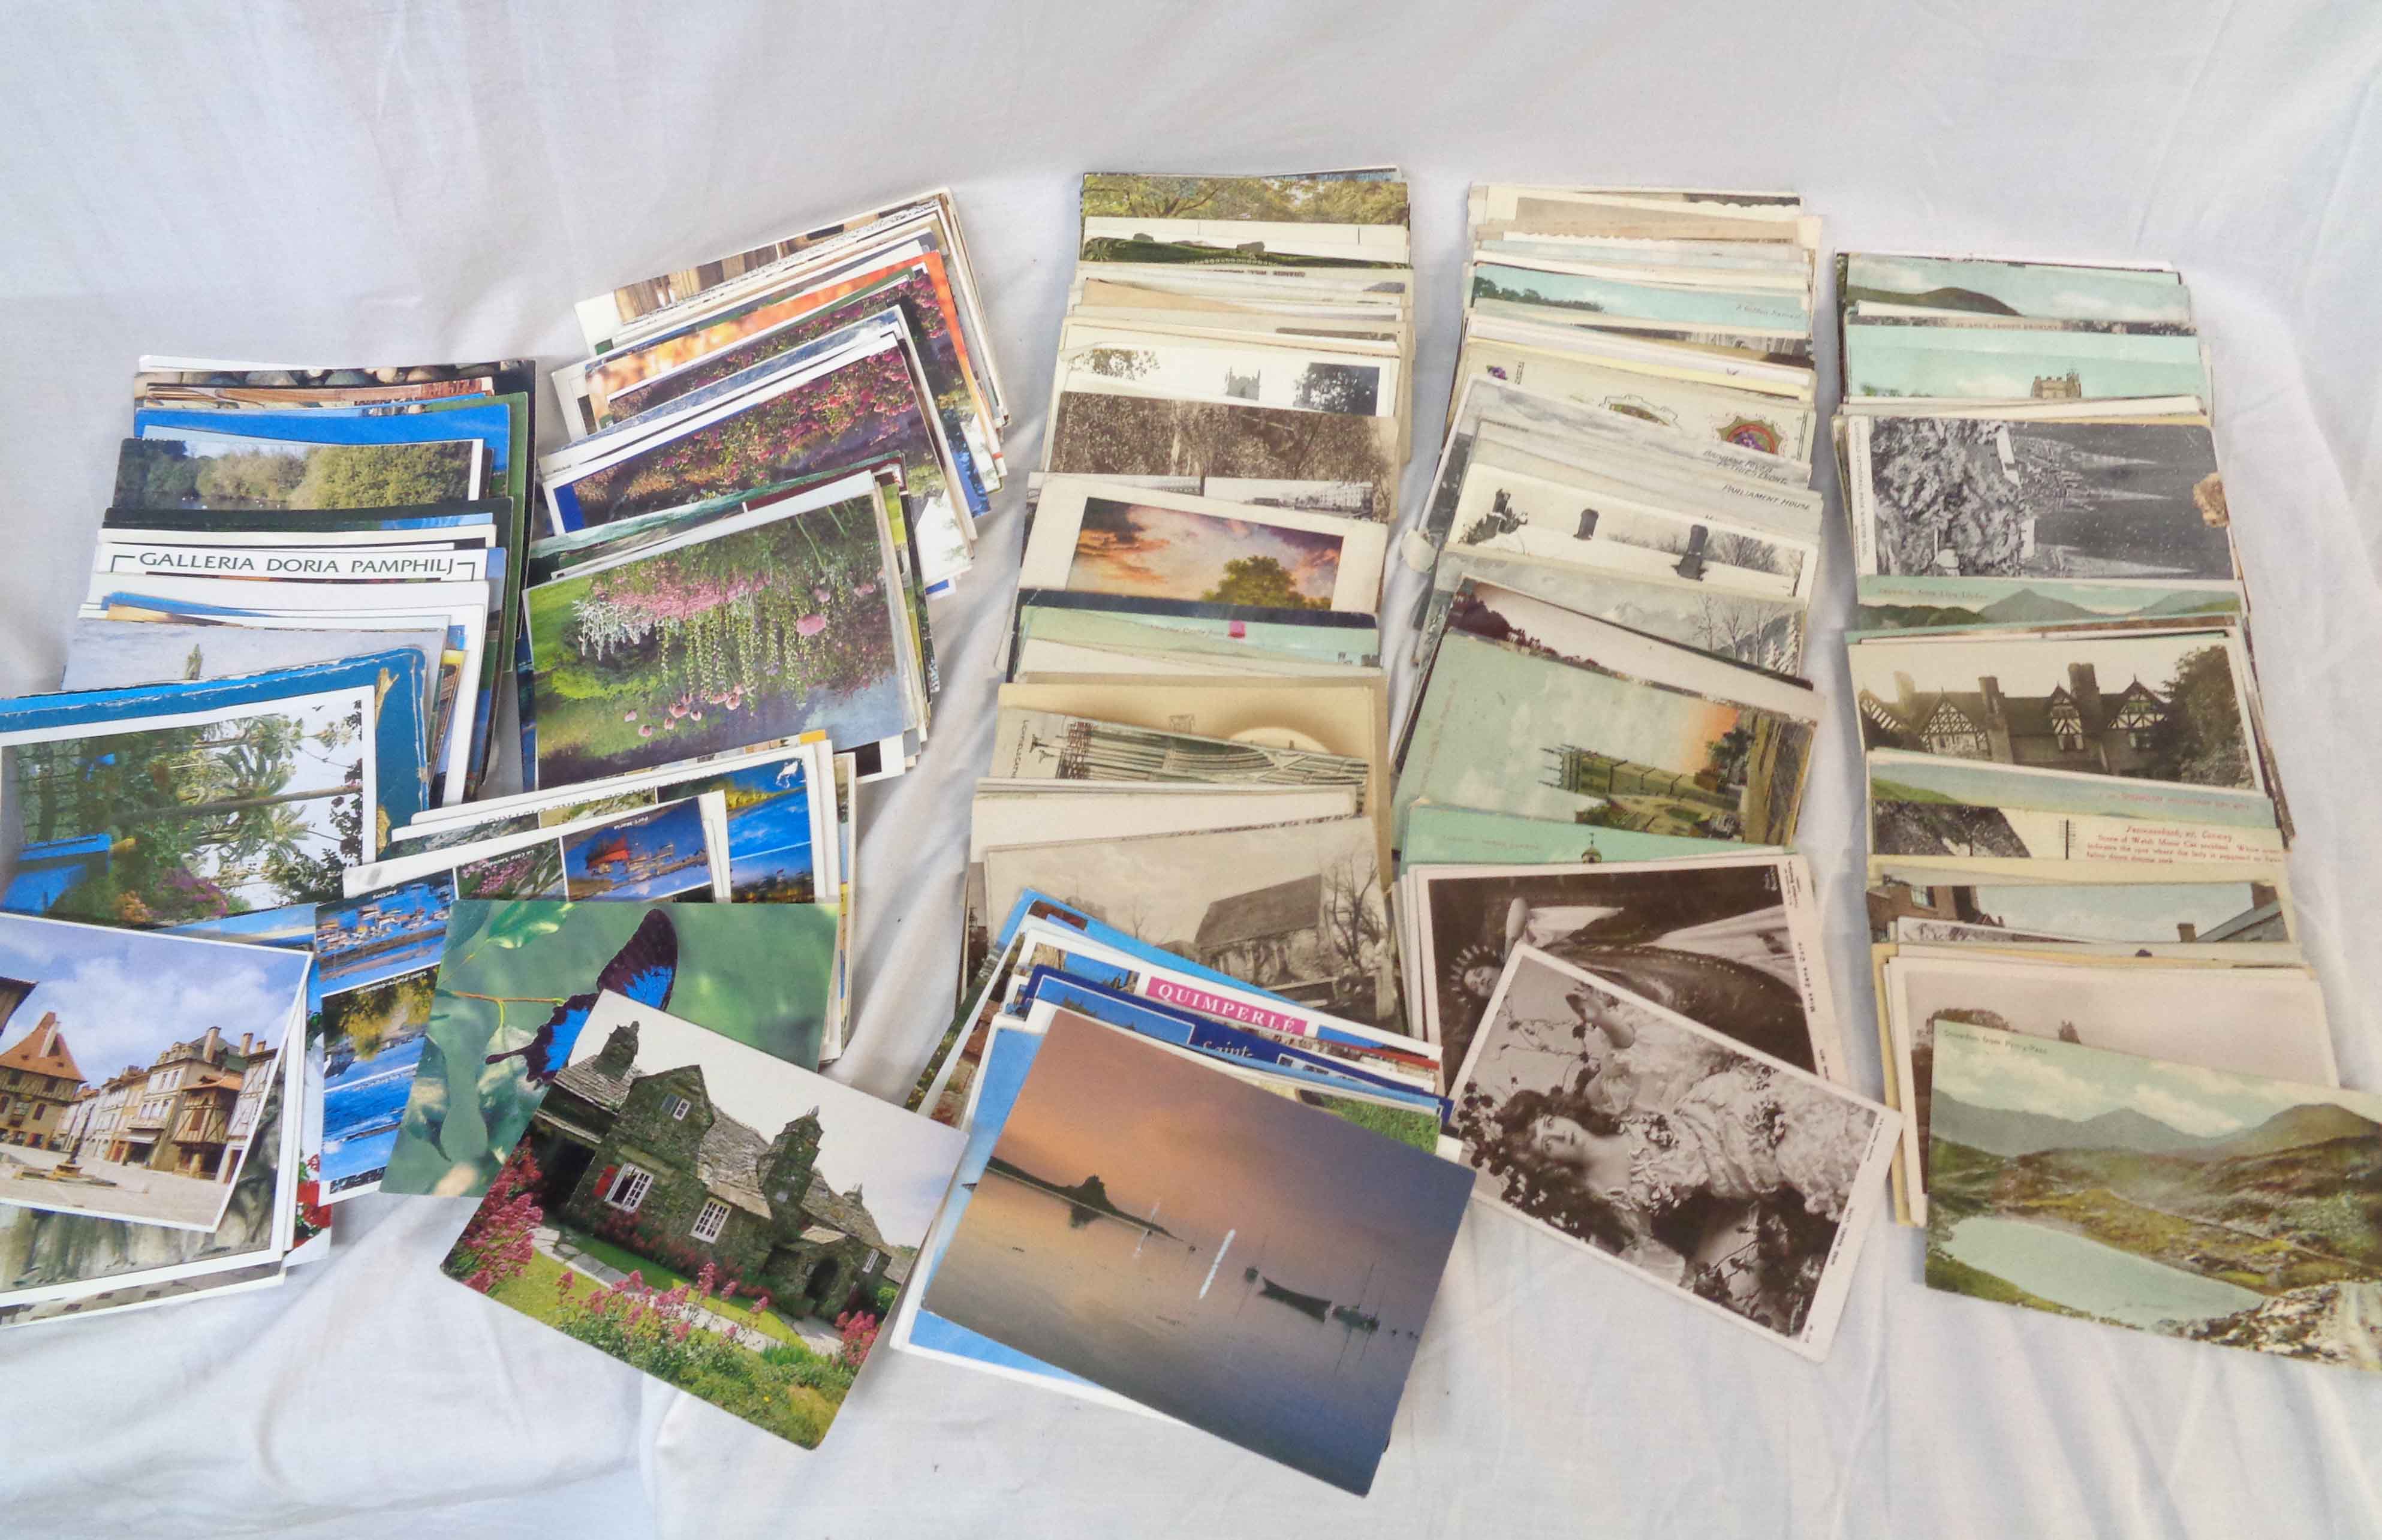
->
919, 1010, 1472, 1494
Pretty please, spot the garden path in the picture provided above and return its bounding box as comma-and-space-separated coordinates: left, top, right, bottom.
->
534, 1225, 842, 1355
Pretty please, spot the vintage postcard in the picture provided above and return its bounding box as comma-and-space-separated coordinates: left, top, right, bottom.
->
1044, 390, 1401, 523
1865, 871, 2288, 946
1851, 630, 2262, 791
980, 815, 1396, 1032
1841, 254, 2190, 326
1884, 954, 2337, 1225
1840, 320, 2208, 403
1398, 629, 1814, 846
444, 991, 966, 1448
0, 914, 308, 1232
989, 707, 1370, 798
1423, 552, 1806, 675
920, 1010, 1471, 1493
1021, 480, 1386, 614
1409, 854, 1839, 1085
1399, 803, 1768, 868
379, 899, 841, 1198
1844, 416, 2232, 580
1851, 575, 2241, 636
1925, 1022, 2382, 1372
1447, 946, 1896, 1358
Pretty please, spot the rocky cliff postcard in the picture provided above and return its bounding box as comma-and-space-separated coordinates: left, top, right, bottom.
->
1408, 854, 1840, 1087
920, 1010, 1472, 1494
1447, 946, 1896, 1359
1925, 1021, 2381, 1373
443, 991, 966, 1449
1882, 954, 2337, 1226
380, 899, 839, 1198
0, 912, 309, 1232
1843, 416, 2232, 581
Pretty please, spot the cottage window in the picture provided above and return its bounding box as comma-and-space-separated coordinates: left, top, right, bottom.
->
667, 1096, 691, 1121
2056, 731, 2083, 752
691, 1199, 731, 1243
604, 1164, 654, 1213
2129, 728, 2155, 750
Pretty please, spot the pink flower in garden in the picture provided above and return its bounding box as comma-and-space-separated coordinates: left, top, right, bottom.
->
672, 1321, 692, 1343
720, 1281, 737, 1300
626, 1270, 645, 1291
622, 710, 637, 722
690, 710, 704, 723
813, 586, 832, 604
557, 1270, 575, 1292
751, 1293, 771, 1317
796, 614, 827, 637
638, 725, 654, 737
662, 720, 677, 731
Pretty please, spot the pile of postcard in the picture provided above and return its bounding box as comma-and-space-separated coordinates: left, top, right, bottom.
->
892, 890, 1466, 1494
1402, 183, 1825, 666
1836, 255, 2381, 1376
543, 189, 1007, 607
1034, 170, 1415, 524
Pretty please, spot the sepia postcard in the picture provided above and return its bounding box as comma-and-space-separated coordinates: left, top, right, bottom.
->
1447, 946, 1896, 1359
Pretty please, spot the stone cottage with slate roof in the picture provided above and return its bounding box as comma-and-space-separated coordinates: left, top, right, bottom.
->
525, 1021, 895, 1317
1858, 662, 2170, 777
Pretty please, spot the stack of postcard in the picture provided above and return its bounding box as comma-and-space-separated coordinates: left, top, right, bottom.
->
0, 915, 323, 1331
892, 889, 1467, 1494
545, 190, 1007, 602
1402, 185, 1824, 668
1035, 170, 1416, 526
99, 357, 536, 808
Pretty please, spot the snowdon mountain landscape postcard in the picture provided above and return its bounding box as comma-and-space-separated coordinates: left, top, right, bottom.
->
1926, 1021, 2382, 1372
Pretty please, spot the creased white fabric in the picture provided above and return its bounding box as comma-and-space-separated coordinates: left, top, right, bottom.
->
2, 3, 2380, 1535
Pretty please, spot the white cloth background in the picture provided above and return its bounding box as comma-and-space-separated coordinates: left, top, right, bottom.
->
4, 3, 2380, 1533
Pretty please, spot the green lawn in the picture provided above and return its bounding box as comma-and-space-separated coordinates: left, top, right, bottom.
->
567, 1234, 806, 1345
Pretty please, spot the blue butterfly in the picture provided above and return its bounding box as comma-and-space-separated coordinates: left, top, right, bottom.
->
484, 908, 679, 1086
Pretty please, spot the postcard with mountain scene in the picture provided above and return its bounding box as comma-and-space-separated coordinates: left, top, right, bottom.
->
442, 991, 965, 1449
1926, 1021, 2382, 1372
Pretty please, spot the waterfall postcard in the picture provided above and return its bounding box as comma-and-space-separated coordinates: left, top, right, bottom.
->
1926, 1022, 2382, 1373
919, 1010, 1472, 1494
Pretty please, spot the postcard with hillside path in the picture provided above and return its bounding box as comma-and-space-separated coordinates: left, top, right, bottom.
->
1448, 947, 1896, 1359
444, 992, 966, 1449
921, 1011, 1471, 1494
0, 914, 309, 1232
380, 899, 839, 1198
1925, 1023, 2382, 1373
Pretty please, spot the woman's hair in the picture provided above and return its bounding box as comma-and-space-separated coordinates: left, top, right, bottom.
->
1474, 1090, 1636, 1253
1494, 1087, 1622, 1145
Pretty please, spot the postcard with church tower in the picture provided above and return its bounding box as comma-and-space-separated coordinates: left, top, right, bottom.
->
440, 990, 965, 1449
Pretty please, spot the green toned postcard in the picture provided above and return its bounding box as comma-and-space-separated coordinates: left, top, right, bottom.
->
1398, 803, 1771, 870
378, 899, 837, 1198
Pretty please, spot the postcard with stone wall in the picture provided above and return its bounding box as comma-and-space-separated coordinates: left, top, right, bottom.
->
1925, 1022, 2382, 1373
919, 1009, 1471, 1494
1447, 946, 1896, 1360
0, 914, 309, 1232
442, 991, 966, 1449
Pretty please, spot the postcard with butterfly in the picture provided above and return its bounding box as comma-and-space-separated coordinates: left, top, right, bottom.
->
377, 899, 838, 1198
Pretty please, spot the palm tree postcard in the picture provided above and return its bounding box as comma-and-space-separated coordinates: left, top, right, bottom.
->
441, 990, 966, 1449
917, 1009, 1472, 1494
378, 898, 839, 1200
0, 911, 312, 1231
524, 483, 913, 790
0, 650, 429, 929
1926, 1021, 2382, 1373
1022, 478, 1386, 614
